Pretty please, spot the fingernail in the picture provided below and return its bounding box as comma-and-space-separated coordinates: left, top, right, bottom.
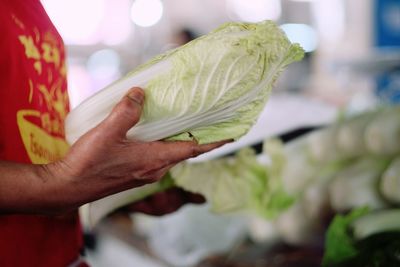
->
128, 89, 144, 105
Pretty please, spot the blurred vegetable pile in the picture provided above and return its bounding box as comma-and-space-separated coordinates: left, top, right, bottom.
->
140, 105, 400, 266
261, 106, 400, 267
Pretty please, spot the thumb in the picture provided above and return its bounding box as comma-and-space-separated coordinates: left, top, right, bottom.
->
102, 87, 145, 139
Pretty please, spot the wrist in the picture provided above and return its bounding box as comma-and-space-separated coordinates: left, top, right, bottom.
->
0, 160, 80, 215
43, 159, 118, 210
34, 161, 81, 214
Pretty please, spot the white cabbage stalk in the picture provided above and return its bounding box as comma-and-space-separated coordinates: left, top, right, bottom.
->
80, 176, 174, 228
281, 138, 318, 194
276, 178, 333, 245
303, 181, 331, 220
66, 21, 304, 145
275, 202, 317, 245
329, 158, 388, 212
380, 156, 400, 204
351, 209, 400, 240
337, 113, 373, 158
306, 127, 342, 163
247, 217, 281, 244
365, 107, 400, 155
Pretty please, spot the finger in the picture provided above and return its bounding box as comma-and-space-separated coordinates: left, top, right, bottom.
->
149, 162, 176, 179
101, 87, 144, 139
163, 187, 205, 204
126, 191, 182, 216
146, 190, 184, 216
149, 192, 170, 212
155, 139, 231, 164
193, 139, 232, 155
183, 191, 206, 204
125, 200, 153, 214
125, 188, 203, 216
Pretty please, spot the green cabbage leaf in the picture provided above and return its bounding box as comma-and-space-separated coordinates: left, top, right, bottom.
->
323, 208, 400, 267
171, 139, 294, 219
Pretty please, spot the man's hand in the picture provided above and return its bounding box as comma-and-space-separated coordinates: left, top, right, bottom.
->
123, 188, 205, 216
45, 87, 227, 212
0, 87, 227, 215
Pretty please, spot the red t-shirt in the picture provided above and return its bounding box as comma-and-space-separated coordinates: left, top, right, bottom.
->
0, 0, 83, 266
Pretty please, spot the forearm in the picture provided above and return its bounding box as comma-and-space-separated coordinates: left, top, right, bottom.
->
0, 160, 78, 215
0, 159, 138, 215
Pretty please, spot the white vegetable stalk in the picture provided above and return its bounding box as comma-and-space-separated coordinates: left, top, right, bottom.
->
337, 113, 373, 158
351, 209, 400, 240
306, 127, 341, 163
380, 156, 400, 204
365, 107, 400, 155
248, 217, 281, 244
303, 181, 331, 220
275, 202, 317, 245
65, 21, 304, 145
329, 157, 388, 212
80, 177, 174, 228
281, 138, 317, 194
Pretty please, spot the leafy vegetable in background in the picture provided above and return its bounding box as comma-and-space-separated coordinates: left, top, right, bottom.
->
365, 107, 400, 156
380, 156, 400, 204
352, 209, 400, 240
323, 207, 370, 266
279, 107, 400, 213
263, 140, 295, 218
336, 112, 374, 158
323, 208, 400, 267
171, 139, 294, 219
172, 148, 267, 214
65, 21, 304, 145
329, 157, 389, 212
269, 107, 400, 247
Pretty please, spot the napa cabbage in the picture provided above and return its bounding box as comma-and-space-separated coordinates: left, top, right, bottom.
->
65, 21, 304, 144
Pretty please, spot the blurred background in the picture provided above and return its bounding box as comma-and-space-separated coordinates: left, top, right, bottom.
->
41, 0, 400, 266
41, 0, 400, 110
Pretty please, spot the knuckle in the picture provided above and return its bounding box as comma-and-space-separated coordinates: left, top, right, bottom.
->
121, 98, 140, 113
153, 157, 170, 169
149, 160, 162, 170
139, 174, 161, 184
146, 176, 160, 183
142, 161, 164, 174
142, 163, 155, 173
190, 145, 201, 158
153, 173, 164, 181
121, 98, 133, 109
